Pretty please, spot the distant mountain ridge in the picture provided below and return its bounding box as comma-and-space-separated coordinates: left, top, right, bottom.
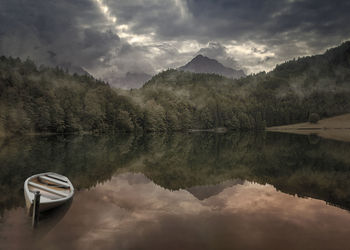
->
179, 54, 245, 79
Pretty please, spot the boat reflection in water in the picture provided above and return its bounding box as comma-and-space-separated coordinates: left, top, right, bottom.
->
32, 199, 72, 237
22, 172, 74, 231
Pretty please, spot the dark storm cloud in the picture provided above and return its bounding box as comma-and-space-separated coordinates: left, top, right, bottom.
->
0, 0, 123, 71
104, 0, 194, 38
186, 0, 350, 46
99, 0, 350, 74
104, 0, 350, 44
1, 0, 350, 86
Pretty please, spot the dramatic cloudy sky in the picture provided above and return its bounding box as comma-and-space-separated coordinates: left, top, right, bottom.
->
1, 0, 350, 86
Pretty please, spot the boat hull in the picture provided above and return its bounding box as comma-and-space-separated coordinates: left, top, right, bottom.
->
24, 172, 74, 214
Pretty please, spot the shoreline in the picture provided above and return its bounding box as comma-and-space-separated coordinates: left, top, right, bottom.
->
267, 113, 350, 143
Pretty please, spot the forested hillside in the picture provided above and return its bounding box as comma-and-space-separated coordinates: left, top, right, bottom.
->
135, 41, 350, 130
0, 56, 142, 135
1, 41, 350, 136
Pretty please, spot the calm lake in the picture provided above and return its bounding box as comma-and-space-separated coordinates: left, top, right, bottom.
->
1, 132, 350, 250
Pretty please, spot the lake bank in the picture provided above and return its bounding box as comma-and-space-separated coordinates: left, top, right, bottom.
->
267, 113, 350, 142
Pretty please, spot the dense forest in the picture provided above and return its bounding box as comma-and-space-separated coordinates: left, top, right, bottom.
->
1, 41, 350, 136
0, 57, 142, 135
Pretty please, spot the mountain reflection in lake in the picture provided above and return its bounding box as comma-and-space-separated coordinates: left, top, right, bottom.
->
1, 132, 350, 249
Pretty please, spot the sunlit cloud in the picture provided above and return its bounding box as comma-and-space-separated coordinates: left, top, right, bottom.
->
92, 0, 154, 45
93, 0, 117, 24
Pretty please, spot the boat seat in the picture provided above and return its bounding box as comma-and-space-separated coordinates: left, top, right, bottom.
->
28, 181, 68, 197
46, 174, 68, 183
29, 190, 58, 200
39, 176, 71, 188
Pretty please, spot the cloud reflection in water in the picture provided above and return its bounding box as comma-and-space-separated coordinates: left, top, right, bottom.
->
1, 172, 350, 250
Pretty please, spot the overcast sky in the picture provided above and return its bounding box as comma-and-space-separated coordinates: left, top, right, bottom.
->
1, 0, 350, 86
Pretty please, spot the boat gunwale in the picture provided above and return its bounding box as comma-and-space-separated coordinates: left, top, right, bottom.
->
24, 172, 74, 205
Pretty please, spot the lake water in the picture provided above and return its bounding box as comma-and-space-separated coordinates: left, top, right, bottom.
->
1, 132, 350, 250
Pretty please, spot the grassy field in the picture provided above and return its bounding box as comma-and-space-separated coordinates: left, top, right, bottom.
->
267, 114, 350, 142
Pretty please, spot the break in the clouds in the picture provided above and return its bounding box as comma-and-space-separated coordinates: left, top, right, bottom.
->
1, 0, 350, 87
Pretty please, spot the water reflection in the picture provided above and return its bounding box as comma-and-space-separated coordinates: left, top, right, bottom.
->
1, 132, 350, 249
1, 173, 350, 250
1, 132, 350, 215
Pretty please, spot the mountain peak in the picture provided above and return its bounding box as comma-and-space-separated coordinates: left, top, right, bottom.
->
179, 55, 245, 79
190, 54, 222, 65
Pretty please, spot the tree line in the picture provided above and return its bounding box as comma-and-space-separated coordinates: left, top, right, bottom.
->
1, 41, 350, 136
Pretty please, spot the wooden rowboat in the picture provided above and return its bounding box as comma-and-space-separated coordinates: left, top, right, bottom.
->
24, 172, 74, 214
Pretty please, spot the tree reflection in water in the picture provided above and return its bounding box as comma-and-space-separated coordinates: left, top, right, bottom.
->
1, 132, 350, 216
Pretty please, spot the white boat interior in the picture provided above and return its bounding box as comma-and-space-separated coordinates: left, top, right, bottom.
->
26, 173, 73, 202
